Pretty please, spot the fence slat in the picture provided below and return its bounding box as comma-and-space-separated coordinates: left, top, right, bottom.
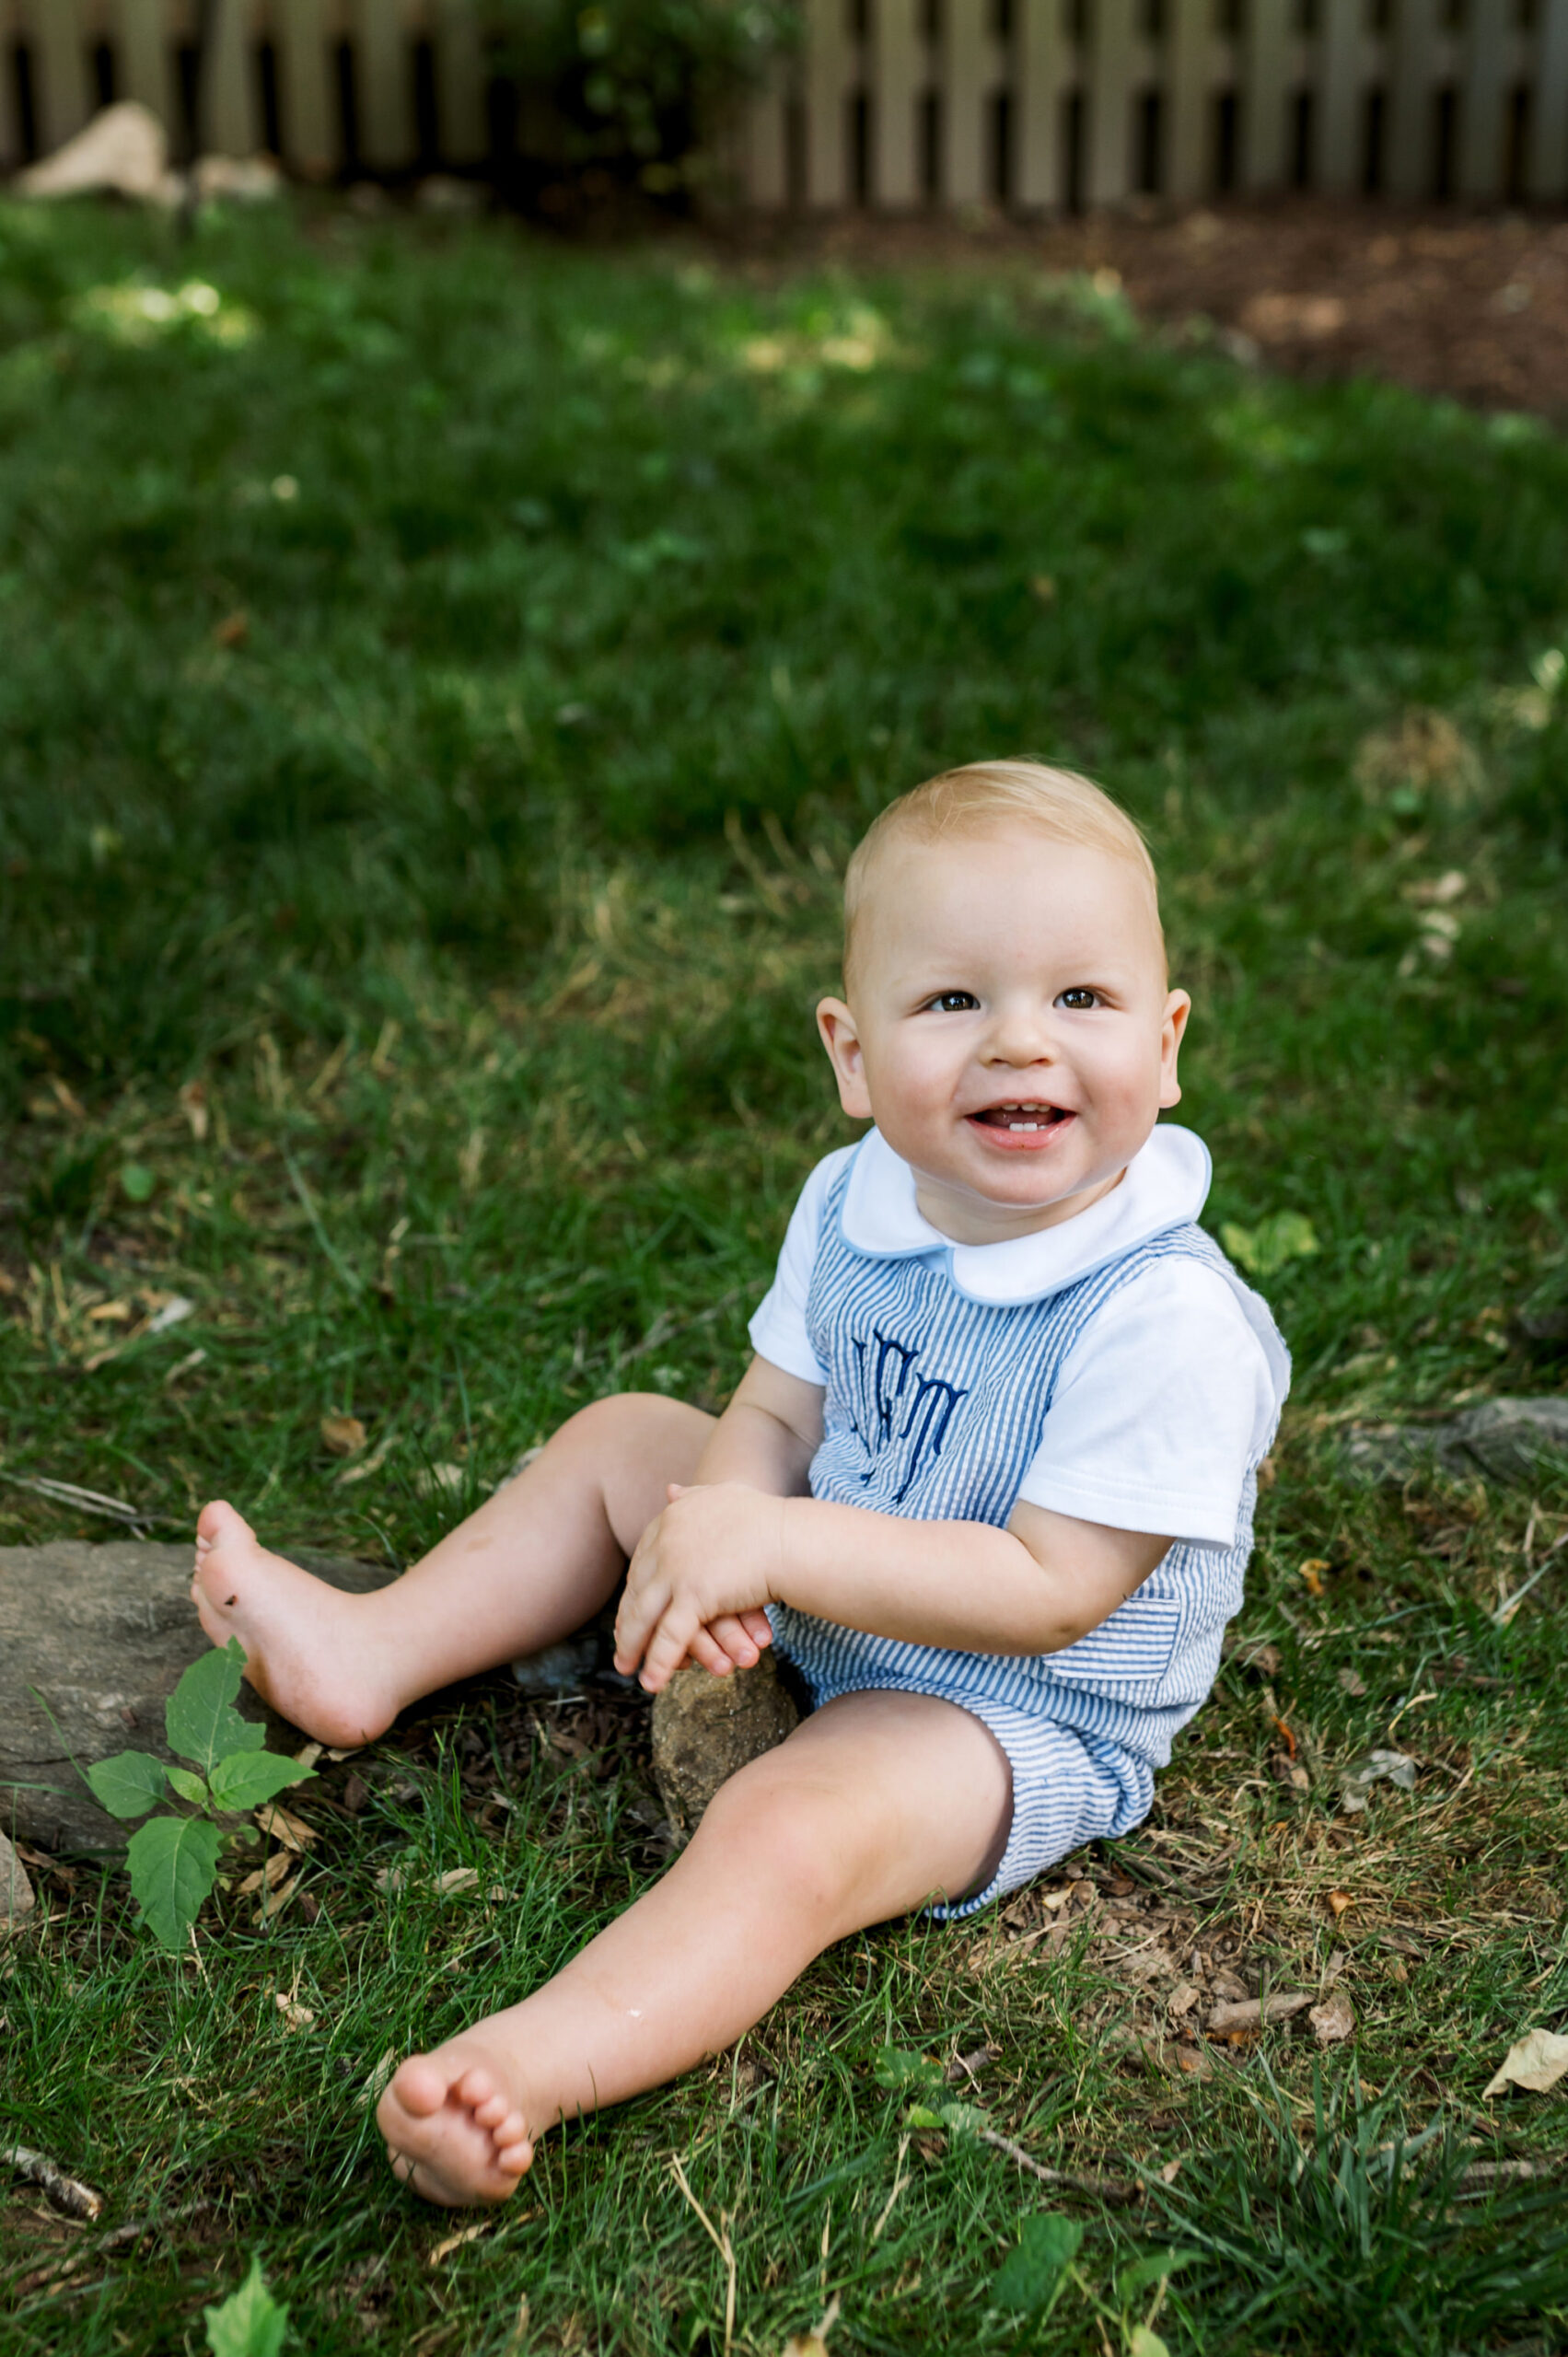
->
1165, 0, 1210, 202
1239, 0, 1289, 190
1387, 0, 1438, 198
1458, 0, 1508, 198
203, 0, 261, 156
114, 0, 177, 131
1086, 0, 1134, 206
1316, 0, 1361, 193
941, 0, 988, 203
1016, 0, 1065, 208
805, 0, 850, 207
744, 55, 791, 207
434, 0, 485, 166
277, 0, 337, 176
872, 0, 922, 207
356, 0, 412, 169
30, 0, 93, 154
1527, 0, 1568, 199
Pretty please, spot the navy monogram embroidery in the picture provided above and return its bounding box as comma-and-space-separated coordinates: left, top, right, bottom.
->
847, 1326, 969, 1504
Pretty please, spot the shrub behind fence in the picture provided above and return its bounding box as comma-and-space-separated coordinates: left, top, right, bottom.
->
2, 1, 1566, 206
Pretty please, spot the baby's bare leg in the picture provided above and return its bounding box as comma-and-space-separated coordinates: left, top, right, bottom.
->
192, 1395, 714, 1747
376, 1690, 1012, 2204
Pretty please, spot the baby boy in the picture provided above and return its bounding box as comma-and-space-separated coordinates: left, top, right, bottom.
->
191, 759, 1287, 2205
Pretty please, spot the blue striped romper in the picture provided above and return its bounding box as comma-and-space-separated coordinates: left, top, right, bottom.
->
753, 1127, 1288, 1919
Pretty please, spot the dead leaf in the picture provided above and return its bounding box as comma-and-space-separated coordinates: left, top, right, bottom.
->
429, 2223, 490, 2266
1308, 1992, 1355, 2043
274, 1991, 316, 2030
1336, 1667, 1367, 1697
1339, 1748, 1418, 1814
1168, 1982, 1199, 2019
320, 1413, 367, 1458
1483, 2027, 1568, 2098
1300, 1558, 1330, 1597
1327, 1888, 1354, 1918
1207, 1992, 1312, 2034
261, 1875, 297, 1921
179, 1079, 209, 1140
256, 1804, 317, 1852
415, 1461, 466, 1498
435, 1868, 480, 1898
781, 2293, 840, 2356
235, 1852, 293, 1898
86, 1300, 133, 1323
293, 1742, 323, 1771
335, 1435, 394, 1487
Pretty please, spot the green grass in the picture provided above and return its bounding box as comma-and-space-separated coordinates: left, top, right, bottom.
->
2, 194, 1567, 2356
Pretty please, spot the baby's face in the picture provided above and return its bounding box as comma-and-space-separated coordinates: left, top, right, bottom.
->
817, 827, 1190, 1245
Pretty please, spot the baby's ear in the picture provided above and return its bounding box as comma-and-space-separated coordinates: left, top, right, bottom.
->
816, 997, 873, 1120
1158, 990, 1191, 1108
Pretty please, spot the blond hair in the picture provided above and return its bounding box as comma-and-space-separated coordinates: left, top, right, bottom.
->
842, 759, 1160, 986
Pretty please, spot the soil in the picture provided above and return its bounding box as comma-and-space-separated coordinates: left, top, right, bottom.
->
721, 197, 1568, 422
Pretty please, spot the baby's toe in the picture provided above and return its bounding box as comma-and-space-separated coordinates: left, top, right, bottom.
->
453, 2064, 500, 2111
471, 2090, 509, 2130
491, 2108, 528, 2153
494, 2137, 531, 2176
383, 2055, 448, 2122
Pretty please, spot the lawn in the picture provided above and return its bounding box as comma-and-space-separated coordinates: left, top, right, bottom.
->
2, 192, 1567, 2356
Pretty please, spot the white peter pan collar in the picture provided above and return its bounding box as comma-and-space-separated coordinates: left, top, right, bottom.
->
839, 1122, 1214, 1306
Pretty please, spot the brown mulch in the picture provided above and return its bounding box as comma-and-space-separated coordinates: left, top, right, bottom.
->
724, 197, 1568, 422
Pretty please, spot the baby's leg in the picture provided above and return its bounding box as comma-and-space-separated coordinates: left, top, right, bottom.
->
192, 1394, 714, 1748
376, 1689, 1012, 2204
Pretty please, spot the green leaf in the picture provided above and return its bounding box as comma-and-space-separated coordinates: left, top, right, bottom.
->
209, 1750, 314, 1812
85, 1749, 168, 1820
873, 2045, 941, 2089
127, 1814, 225, 1949
936, 2099, 991, 2133
120, 1160, 156, 1203
166, 1640, 264, 1772
1127, 2330, 1171, 2357
1116, 2250, 1199, 2304
204, 2255, 290, 2357
1220, 1212, 1320, 1279
903, 2103, 947, 2130
993, 2213, 1084, 2315
166, 1765, 210, 1806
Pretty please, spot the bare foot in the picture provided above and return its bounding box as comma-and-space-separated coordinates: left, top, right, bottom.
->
192, 1500, 402, 1748
377, 2041, 534, 2206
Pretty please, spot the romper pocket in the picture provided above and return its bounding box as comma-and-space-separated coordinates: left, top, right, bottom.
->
1042, 1590, 1182, 1696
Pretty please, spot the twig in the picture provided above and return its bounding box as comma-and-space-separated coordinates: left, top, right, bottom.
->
669, 2155, 738, 2357
974, 2129, 1137, 2204
0, 1472, 153, 1530
5, 2146, 104, 2221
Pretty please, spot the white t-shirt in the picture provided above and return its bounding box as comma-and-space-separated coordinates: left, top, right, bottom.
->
748, 1123, 1289, 1550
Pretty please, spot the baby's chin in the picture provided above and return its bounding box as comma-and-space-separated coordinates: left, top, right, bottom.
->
912, 1156, 1129, 1244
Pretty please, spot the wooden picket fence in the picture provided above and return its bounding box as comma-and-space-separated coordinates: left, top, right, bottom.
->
3, 0, 1568, 207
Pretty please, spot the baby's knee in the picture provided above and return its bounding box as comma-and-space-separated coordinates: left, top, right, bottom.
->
699, 1754, 872, 1913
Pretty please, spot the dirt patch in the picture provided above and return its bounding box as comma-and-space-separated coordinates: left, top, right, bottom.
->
723, 198, 1568, 422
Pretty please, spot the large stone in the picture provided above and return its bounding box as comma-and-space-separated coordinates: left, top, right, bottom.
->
0, 1830, 35, 1930
651, 1652, 801, 1843
0, 1541, 395, 1852
1344, 1397, 1568, 1488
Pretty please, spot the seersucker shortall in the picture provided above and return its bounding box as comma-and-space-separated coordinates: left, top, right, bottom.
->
766, 1155, 1270, 1918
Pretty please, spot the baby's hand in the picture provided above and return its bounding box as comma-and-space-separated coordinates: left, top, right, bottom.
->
615, 1484, 786, 1694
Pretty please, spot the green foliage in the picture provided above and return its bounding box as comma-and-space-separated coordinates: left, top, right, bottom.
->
1221, 1211, 1321, 1279
991, 2212, 1083, 2316
166, 1640, 266, 1774
491, 0, 796, 191
203, 2257, 290, 2357
127, 1816, 226, 1953
80, 1641, 312, 1951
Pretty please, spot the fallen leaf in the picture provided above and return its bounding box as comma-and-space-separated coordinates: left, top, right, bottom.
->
1337, 1667, 1367, 1697
319, 1413, 366, 1457
1339, 1748, 1418, 1814
144, 1295, 194, 1335
274, 1991, 316, 2030
179, 1078, 209, 1140
1206, 1992, 1312, 2034
1168, 1982, 1199, 2020
1300, 1558, 1330, 1597
1483, 2027, 1568, 2098
336, 1435, 395, 1487
235, 1852, 293, 1898
1327, 1887, 1354, 1918
781, 2292, 840, 2355
1309, 1992, 1356, 2044
429, 2223, 490, 2266
256, 1804, 317, 1852
435, 1868, 480, 1897
86, 1300, 133, 1323
293, 1742, 323, 1771
260, 1875, 297, 1921
415, 1461, 466, 1497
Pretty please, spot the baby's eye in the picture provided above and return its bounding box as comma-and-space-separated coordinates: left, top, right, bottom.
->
926, 990, 980, 1014
1058, 987, 1099, 1010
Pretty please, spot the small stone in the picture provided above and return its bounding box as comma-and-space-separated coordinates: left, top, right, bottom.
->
0, 1830, 36, 1930
651, 1653, 801, 1842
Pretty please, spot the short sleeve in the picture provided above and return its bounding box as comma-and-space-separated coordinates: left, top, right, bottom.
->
746, 1150, 854, 1387
1013, 1260, 1282, 1547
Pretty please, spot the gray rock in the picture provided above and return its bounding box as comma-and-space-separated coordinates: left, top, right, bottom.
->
651, 1652, 801, 1843
0, 1541, 396, 1852
1345, 1398, 1568, 1488
0, 1830, 35, 1929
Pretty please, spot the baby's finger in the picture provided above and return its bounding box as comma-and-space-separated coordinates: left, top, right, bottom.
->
686, 1624, 738, 1678
613, 1579, 668, 1675
738, 1608, 773, 1648
638, 1606, 703, 1694
704, 1613, 760, 1669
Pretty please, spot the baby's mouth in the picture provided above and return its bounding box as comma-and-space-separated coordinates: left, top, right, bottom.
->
969, 1102, 1072, 1134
